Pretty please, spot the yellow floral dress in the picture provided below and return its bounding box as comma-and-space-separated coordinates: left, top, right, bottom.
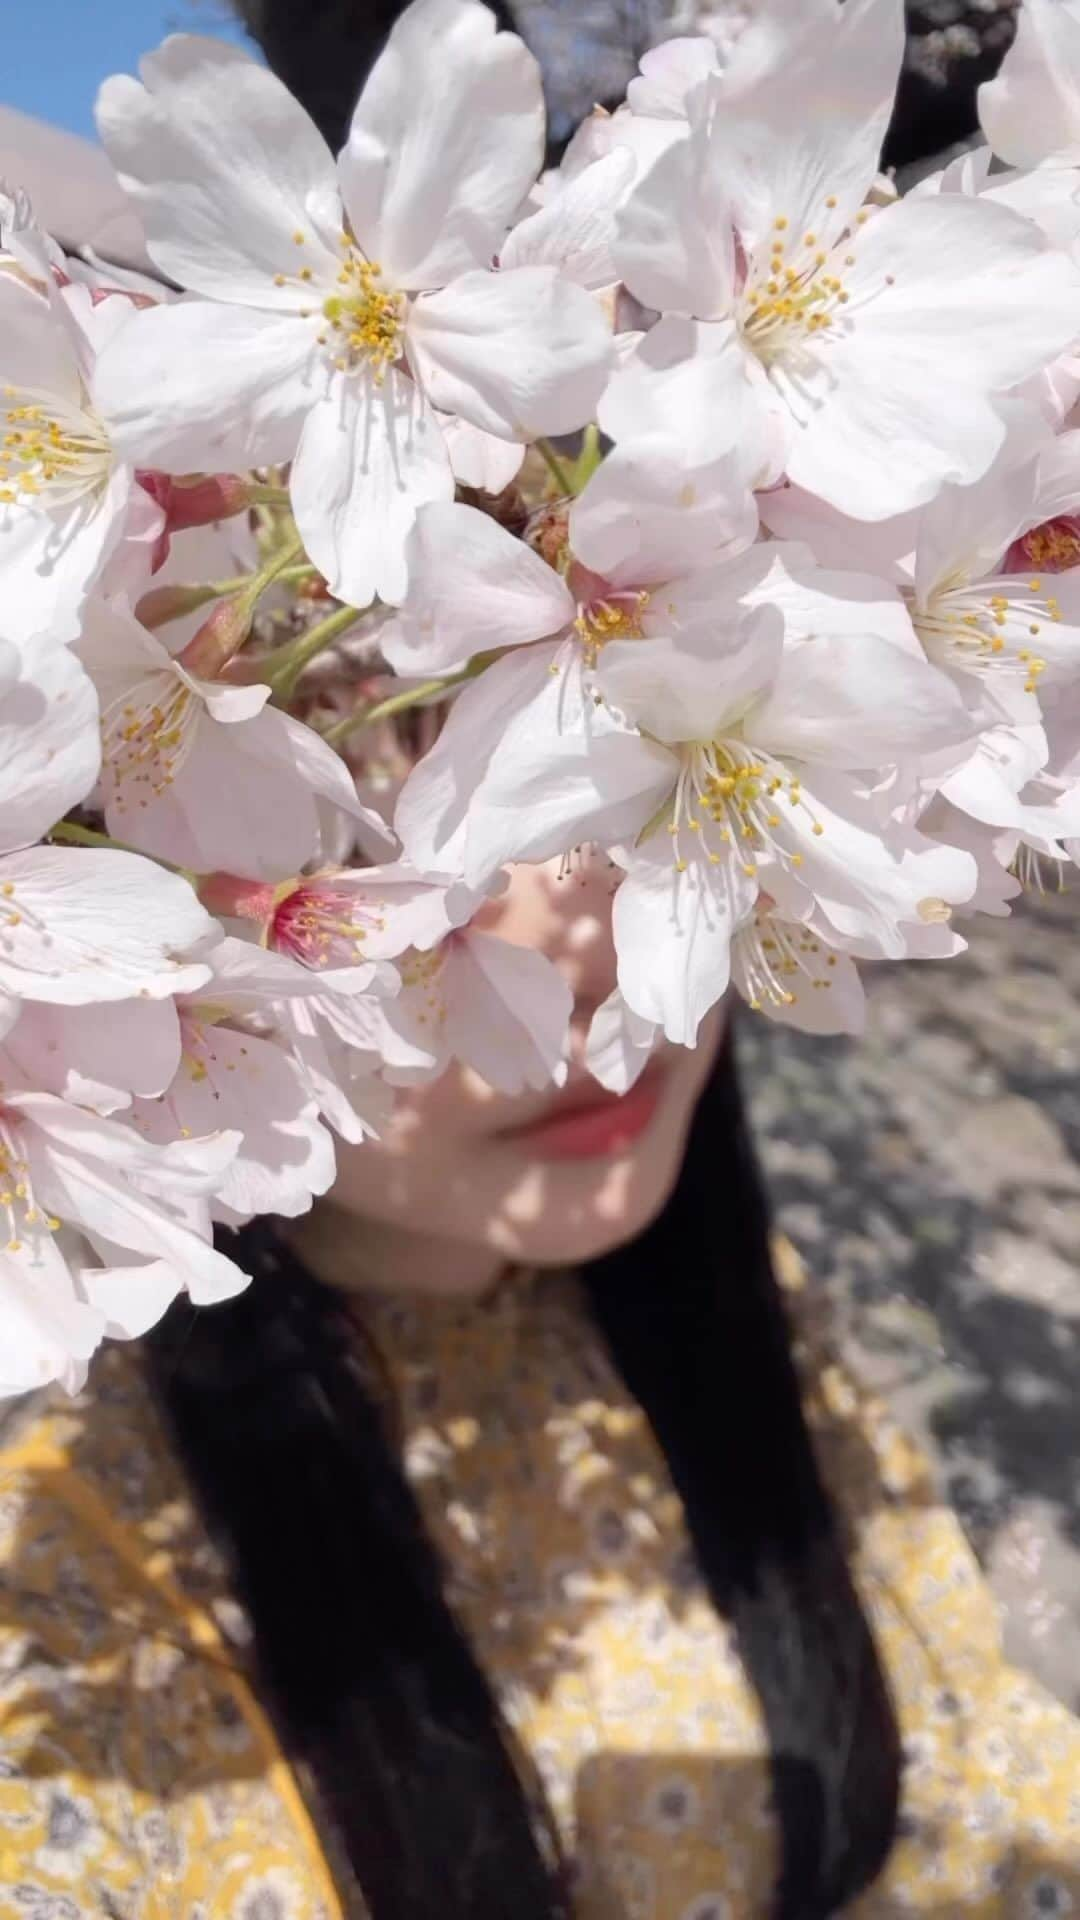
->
1, 1247, 1079, 1920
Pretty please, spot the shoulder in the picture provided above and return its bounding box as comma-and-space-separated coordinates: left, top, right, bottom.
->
0, 1351, 345, 1919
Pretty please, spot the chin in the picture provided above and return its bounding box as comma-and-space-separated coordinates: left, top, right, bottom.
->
478, 1111, 696, 1271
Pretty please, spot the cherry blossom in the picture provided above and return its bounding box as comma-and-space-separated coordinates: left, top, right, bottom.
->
77, 597, 390, 880
605, 0, 1080, 516
0, 245, 142, 645
3, 0, 1080, 1390
0, 1085, 246, 1397
392, 437, 758, 884
93, 0, 612, 607
980, 0, 1080, 169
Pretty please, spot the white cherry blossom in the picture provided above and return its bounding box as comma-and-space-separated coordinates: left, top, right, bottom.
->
0, 1085, 246, 1396
93, 0, 612, 607
393, 437, 758, 884
594, 603, 977, 1044
0, 255, 141, 644
77, 598, 390, 880
605, 0, 1080, 516
980, 0, 1080, 169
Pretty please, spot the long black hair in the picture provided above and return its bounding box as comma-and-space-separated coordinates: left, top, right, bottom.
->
145, 1031, 901, 1919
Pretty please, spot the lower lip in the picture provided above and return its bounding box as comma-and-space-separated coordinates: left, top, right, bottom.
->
505, 1071, 665, 1162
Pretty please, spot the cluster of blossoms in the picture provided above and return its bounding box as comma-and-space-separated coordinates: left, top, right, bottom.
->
3, 0, 1080, 1393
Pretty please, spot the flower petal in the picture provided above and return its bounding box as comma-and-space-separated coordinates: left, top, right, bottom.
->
0, 1235, 104, 1398
407, 265, 612, 439
598, 608, 782, 745
290, 366, 452, 608
785, 195, 1080, 519
0, 847, 219, 1005
96, 35, 342, 306
501, 149, 636, 289
745, 638, 976, 768
0, 633, 100, 855
569, 433, 758, 587
614, 122, 735, 317
394, 643, 559, 875
387, 500, 574, 675
598, 313, 786, 486
732, 914, 866, 1035
585, 988, 658, 1094
338, 0, 544, 290
461, 641, 678, 887
95, 299, 318, 472
446, 928, 571, 1094
979, 0, 1080, 168
440, 414, 526, 494
613, 839, 753, 1046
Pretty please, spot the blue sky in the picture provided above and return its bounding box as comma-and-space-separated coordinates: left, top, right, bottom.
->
6, 0, 257, 139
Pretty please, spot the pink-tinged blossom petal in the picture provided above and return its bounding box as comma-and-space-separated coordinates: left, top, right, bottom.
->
0, 634, 100, 855
394, 644, 564, 875
457, 641, 677, 889
745, 633, 975, 770
134, 1019, 336, 1222
783, 196, 1080, 520
387, 501, 574, 676
270, 862, 470, 966
0, 848, 218, 1006
598, 314, 786, 487
94, 299, 319, 473
612, 839, 756, 1047
443, 929, 572, 1094
763, 771, 978, 957
979, 0, 1080, 168
569, 435, 758, 587
290, 366, 452, 609
585, 988, 658, 1094
0, 1231, 106, 1398
614, 124, 735, 318
0, 273, 132, 645
731, 911, 866, 1034
339, 0, 544, 290
626, 36, 721, 119
704, 0, 903, 258
440, 414, 526, 494
598, 612, 782, 746
22, 1103, 247, 1312
407, 266, 612, 441
96, 35, 342, 307
501, 148, 636, 289
1, 998, 182, 1113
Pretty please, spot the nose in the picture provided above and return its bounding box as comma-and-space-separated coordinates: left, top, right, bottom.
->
472, 853, 619, 1017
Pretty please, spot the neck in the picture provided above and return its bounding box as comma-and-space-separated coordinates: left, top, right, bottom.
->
286, 1202, 509, 1300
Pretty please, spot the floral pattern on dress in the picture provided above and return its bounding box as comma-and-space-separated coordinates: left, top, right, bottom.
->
0, 1245, 1078, 1917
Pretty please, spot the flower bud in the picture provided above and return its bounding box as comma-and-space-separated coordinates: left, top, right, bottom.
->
198, 872, 282, 926
163, 473, 257, 530
176, 591, 256, 679
136, 470, 256, 533
135, 582, 220, 629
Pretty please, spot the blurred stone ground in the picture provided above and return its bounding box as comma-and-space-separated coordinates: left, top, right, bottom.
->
738, 886, 1080, 1710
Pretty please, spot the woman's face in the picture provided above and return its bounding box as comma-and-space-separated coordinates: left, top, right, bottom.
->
318, 855, 722, 1292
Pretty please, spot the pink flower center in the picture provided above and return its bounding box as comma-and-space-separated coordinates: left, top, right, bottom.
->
271, 879, 385, 969
1004, 515, 1080, 576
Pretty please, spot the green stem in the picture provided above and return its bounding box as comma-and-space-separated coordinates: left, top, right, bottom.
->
48, 819, 186, 874
206, 562, 317, 597
268, 601, 364, 703
245, 482, 293, 508
536, 438, 574, 495
322, 669, 470, 747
